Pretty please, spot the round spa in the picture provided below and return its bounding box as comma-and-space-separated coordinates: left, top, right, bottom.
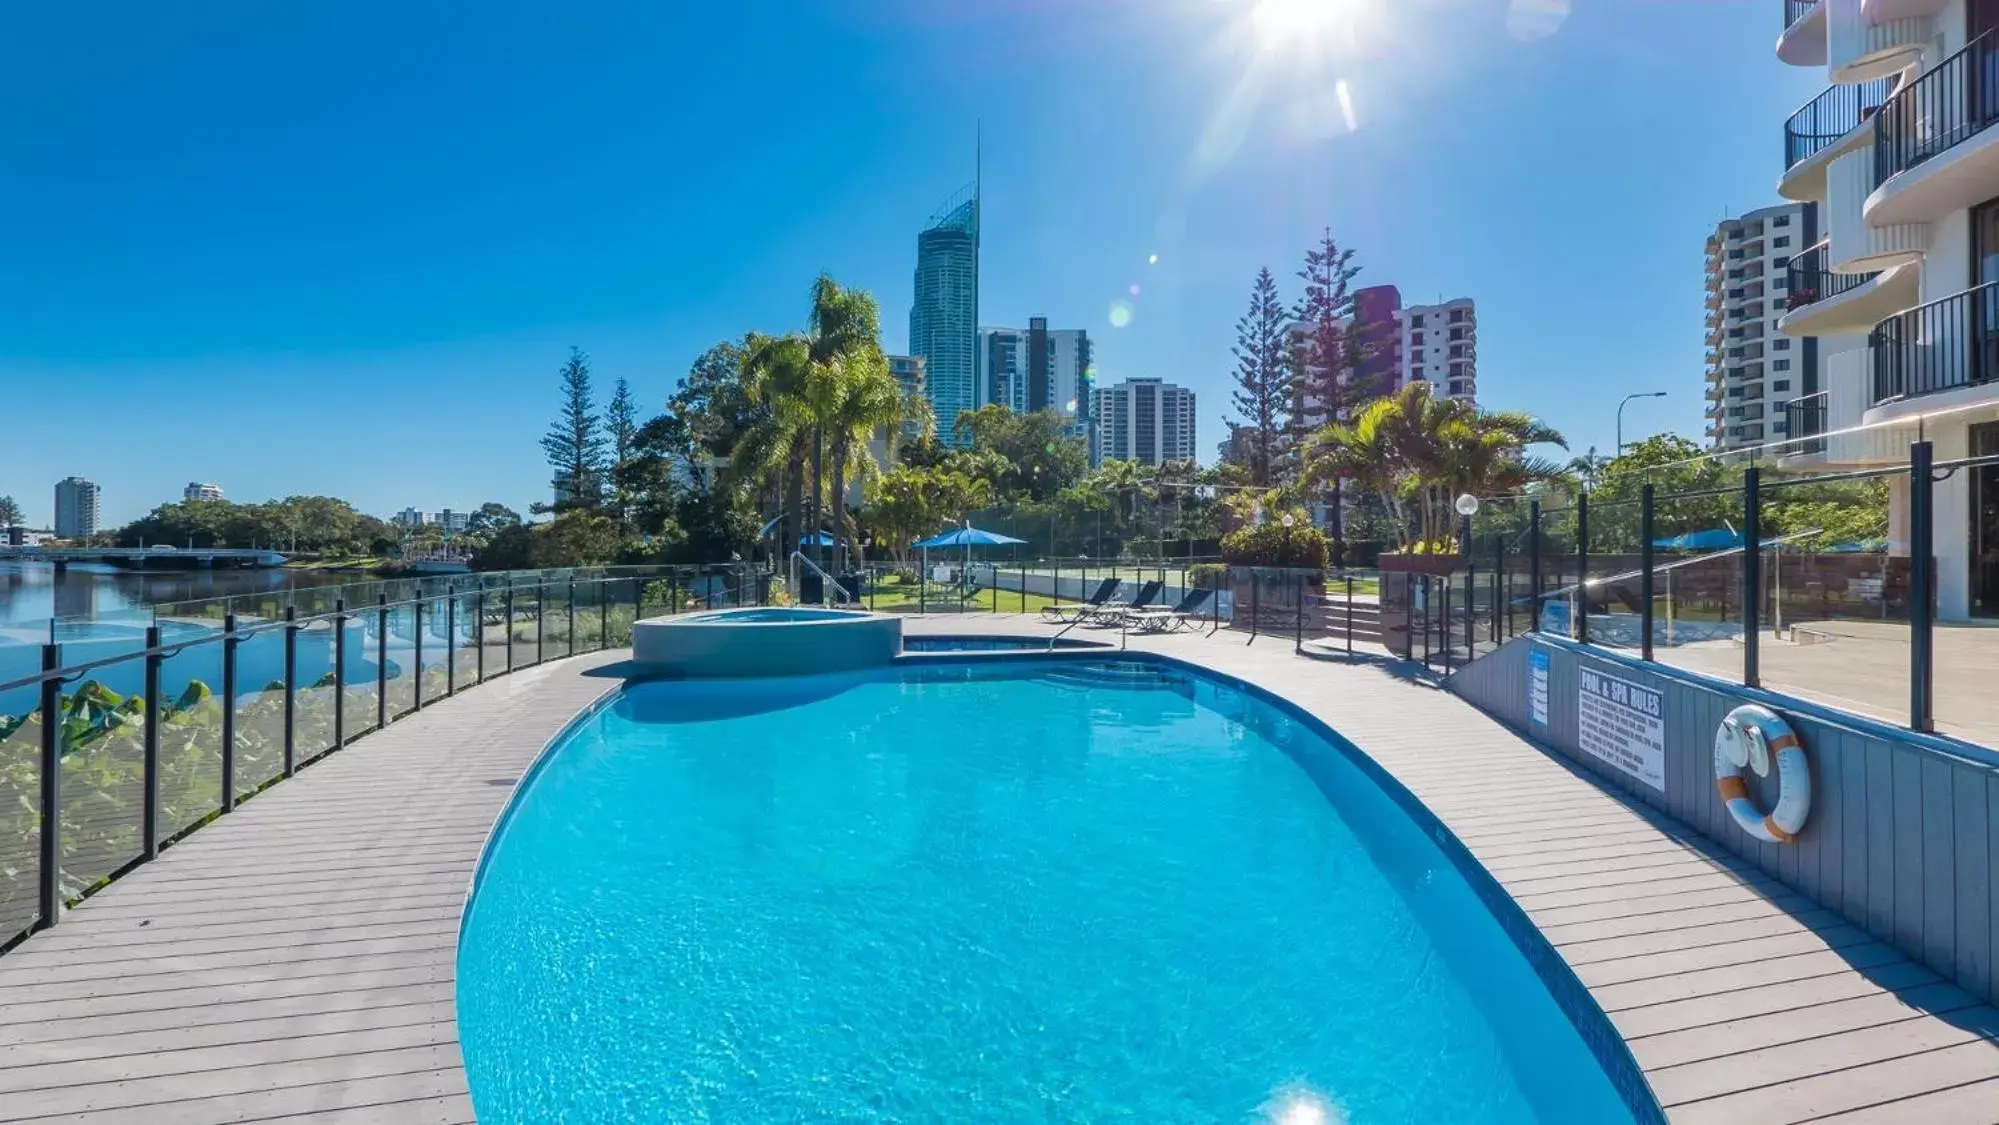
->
631, 607, 902, 677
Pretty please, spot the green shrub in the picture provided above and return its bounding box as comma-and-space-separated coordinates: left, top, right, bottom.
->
1187, 562, 1228, 589
1219, 524, 1329, 570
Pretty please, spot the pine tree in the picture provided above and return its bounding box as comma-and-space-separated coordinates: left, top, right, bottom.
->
1228, 268, 1290, 487
1289, 228, 1364, 438
605, 377, 639, 530
0, 495, 20, 529
541, 347, 607, 511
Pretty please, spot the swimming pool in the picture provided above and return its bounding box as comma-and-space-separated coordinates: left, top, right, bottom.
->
901, 634, 1106, 651
458, 658, 1654, 1123
684, 607, 864, 623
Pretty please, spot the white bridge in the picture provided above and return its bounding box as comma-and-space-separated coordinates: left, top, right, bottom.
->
0, 546, 288, 569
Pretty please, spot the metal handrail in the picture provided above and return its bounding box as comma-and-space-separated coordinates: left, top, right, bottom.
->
1785, 241, 1878, 310
788, 551, 853, 605
1869, 281, 1999, 404
1875, 32, 1999, 187
1784, 77, 1891, 170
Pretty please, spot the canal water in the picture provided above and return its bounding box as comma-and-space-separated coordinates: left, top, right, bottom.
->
0, 563, 442, 718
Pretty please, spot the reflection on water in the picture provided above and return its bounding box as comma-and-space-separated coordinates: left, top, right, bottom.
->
0, 561, 356, 634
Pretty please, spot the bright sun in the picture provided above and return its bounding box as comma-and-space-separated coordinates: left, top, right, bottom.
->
1250, 0, 1348, 51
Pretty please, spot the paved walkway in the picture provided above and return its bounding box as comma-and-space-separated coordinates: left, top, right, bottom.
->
0, 620, 1995, 1123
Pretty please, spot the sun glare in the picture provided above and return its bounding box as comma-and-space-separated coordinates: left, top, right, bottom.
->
1251, 0, 1347, 52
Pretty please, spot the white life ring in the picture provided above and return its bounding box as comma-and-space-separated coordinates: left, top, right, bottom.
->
1714, 704, 1810, 844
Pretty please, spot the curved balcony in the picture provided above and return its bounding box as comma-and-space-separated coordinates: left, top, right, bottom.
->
1781, 392, 1830, 460
1868, 33, 1999, 227
1830, 145, 1929, 271
1778, 0, 1829, 67
1778, 242, 1921, 336
1866, 282, 1999, 415
1780, 77, 1894, 200
1861, 0, 1945, 20
1828, 0, 1930, 83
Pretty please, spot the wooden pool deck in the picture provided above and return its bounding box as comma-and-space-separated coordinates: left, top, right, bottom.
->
0, 616, 1993, 1123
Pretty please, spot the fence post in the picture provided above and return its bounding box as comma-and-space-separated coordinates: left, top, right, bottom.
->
1294, 570, 1305, 654
503, 586, 515, 674
37, 644, 61, 930
376, 595, 389, 728
1576, 494, 1590, 644
1442, 576, 1455, 670
1910, 441, 1935, 732
1640, 484, 1656, 662
600, 581, 609, 650
333, 599, 347, 751
1491, 533, 1503, 643
1249, 570, 1260, 643
1345, 574, 1355, 655
446, 585, 457, 696
412, 597, 425, 713
1528, 500, 1542, 632
1421, 579, 1432, 668
536, 585, 546, 665
143, 626, 161, 859
221, 614, 237, 812
475, 590, 486, 683
283, 606, 298, 776
568, 580, 577, 654
1742, 466, 1761, 688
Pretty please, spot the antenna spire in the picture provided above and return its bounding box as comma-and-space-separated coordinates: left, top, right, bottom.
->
975, 119, 982, 203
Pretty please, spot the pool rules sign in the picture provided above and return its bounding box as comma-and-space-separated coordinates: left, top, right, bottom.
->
1576, 666, 1666, 793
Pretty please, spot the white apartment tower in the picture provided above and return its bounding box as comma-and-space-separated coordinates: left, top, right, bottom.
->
54, 477, 100, 539
1773, 0, 1999, 619
1289, 285, 1476, 433
1092, 378, 1196, 467
183, 482, 224, 502
1704, 203, 1820, 452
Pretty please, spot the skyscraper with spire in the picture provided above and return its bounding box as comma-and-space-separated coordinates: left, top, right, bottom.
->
909, 137, 980, 448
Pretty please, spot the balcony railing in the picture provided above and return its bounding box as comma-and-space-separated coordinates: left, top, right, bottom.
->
1784, 0, 1818, 28
1785, 77, 1893, 170
1785, 242, 1879, 310
1869, 281, 1999, 404
1783, 392, 1828, 454
1875, 32, 1999, 188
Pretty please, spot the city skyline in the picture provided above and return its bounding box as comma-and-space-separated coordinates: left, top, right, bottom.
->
0, 3, 1821, 524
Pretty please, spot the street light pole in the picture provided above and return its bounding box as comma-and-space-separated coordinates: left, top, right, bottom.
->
1617, 391, 1669, 453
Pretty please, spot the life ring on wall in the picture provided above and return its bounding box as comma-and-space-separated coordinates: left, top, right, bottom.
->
1713, 704, 1811, 844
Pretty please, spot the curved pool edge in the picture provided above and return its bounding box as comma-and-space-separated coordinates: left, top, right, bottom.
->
631, 608, 901, 677
457, 648, 1665, 1124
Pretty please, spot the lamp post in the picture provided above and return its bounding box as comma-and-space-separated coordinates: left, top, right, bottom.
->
1617, 391, 1669, 453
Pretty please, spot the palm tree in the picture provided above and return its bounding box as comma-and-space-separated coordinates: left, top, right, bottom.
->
803, 275, 884, 553
1566, 446, 1612, 492
809, 350, 906, 572
1305, 383, 1564, 550
729, 331, 815, 559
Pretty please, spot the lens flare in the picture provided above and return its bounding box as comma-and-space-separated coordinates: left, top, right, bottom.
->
1148, 253, 1159, 265
1129, 283, 1142, 297
1108, 301, 1134, 328
1251, 0, 1345, 52
1260, 1086, 1346, 1125
1335, 79, 1356, 133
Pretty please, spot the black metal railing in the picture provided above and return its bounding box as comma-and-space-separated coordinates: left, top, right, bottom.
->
1783, 392, 1828, 455
1784, 0, 1818, 29
0, 564, 764, 952
1785, 242, 1879, 310
1875, 32, 1999, 187
1785, 77, 1893, 170
1869, 281, 1999, 404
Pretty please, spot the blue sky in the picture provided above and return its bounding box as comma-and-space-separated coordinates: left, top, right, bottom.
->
0, 1, 1821, 527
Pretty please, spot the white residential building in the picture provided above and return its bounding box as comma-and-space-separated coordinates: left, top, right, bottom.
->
54, 477, 100, 539
1091, 378, 1196, 467
1703, 203, 1820, 452
183, 482, 224, 502
976, 319, 1094, 444
1773, 0, 1999, 619
1289, 286, 1476, 433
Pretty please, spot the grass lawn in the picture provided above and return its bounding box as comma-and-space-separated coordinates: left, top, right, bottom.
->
860, 574, 1062, 615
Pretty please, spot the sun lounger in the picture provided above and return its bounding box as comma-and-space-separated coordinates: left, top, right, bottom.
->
1042, 577, 1122, 623
1087, 580, 1164, 625
1125, 588, 1214, 632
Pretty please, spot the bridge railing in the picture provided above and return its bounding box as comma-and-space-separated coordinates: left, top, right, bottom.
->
0, 563, 766, 954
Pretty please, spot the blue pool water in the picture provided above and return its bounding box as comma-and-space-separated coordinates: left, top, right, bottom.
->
458, 661, 1649, 1123
685, 607, 863, 624
902, 635, 1104, 651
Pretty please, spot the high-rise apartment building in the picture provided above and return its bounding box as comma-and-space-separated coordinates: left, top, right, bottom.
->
1291, 285, 1477, 432
910, 185, 979, 447
887, 354, 928, 439
54, 477, 100, 539
977, 318, 1093, 437
1703, 203, 1819, 452
1091, 378, 1196, 467
1772, 0, 1999, 619
183, 482, 224, 502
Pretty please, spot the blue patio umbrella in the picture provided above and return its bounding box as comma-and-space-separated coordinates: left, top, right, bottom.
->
1826, 538, 1890, 553
912, 525, 1027, 586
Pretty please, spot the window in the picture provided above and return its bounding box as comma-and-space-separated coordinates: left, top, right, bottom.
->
1729, 250, 1744, 260
1728, 269, 1743, 280
1410, 331, 1424, 345
1774, 255, 1790, 269
1773, 359, 1790, 371
1449, 308, 1465, 323
1773, 236, 1790, 248
1773, 379, 1791, 391
1773, 215, 1790, 227
1448, 345, 1464, 358
1728, 287, 1743, 298
1448, 327, 1464, 341
1409, 313, 1425, 327
1773, 338, 1791, 351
